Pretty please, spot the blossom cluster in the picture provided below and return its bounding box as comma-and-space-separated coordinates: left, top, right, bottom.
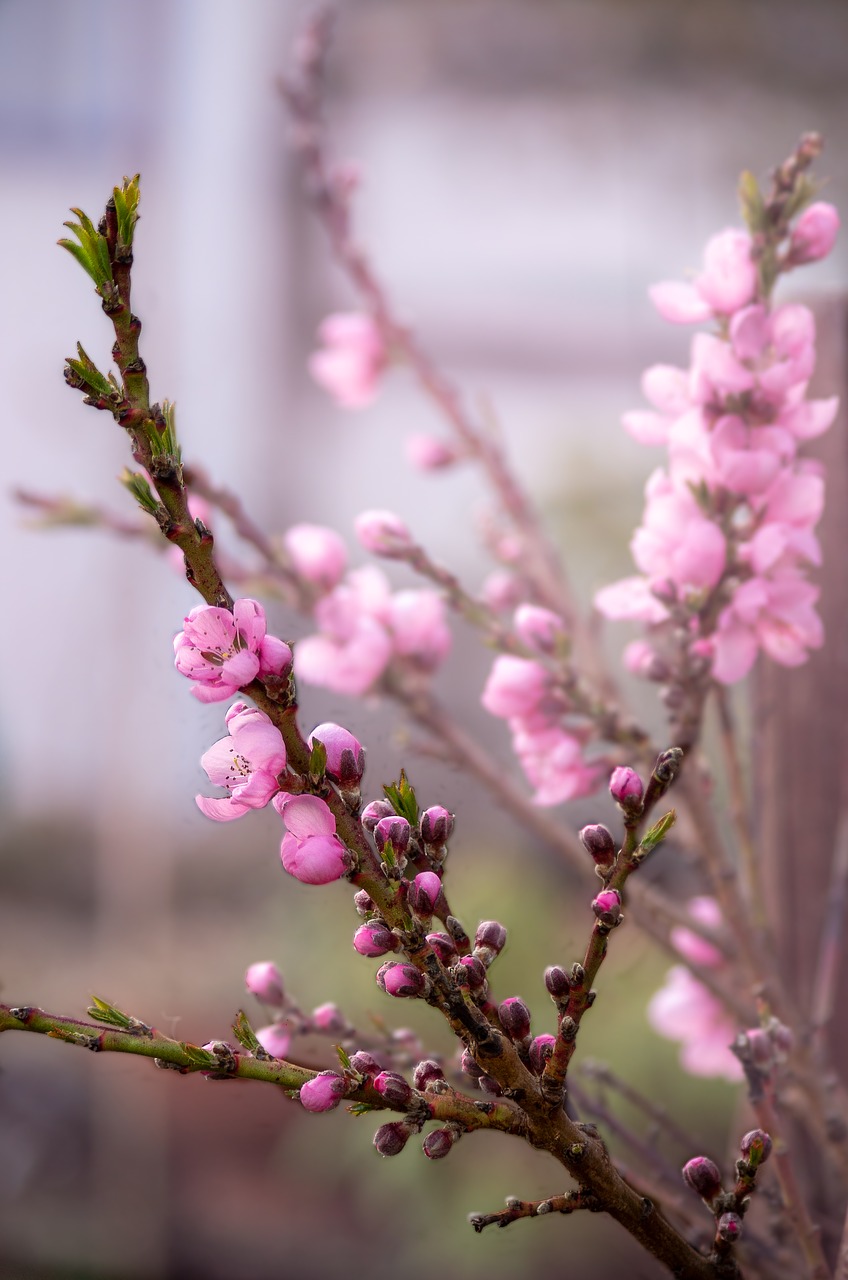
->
596, 204, 839, 684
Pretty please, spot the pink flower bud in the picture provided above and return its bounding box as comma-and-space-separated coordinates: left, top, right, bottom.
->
373, 1071, 414, 1107
740, 1129, 772, 1165
413, 1059, 445, 1090
353, 920, 398, 957
423, 1128, 456, 1159
405, 434, 459, 471
374, 815, 411, 855
311, 1003, 346, 1034
350, 1050, 383, 1076
545, 966, 571, 998
498, 997, 531, 1041
481, 568, 522, 612
426, 932, 458, 965
299, 1071, 347, 1113
744, 1028, 774, 1066
376, 962, 426, 998
256, 1023, 292, 1059
420, 805, 454, 848
355, 509, 415, 558
789, 201, 839, 264
478, 1074, 504, 1096
354, 888, 375, 916
717, 1212, 742, 1243
682, 1156, 723, 1203
474, 920, 507, 958
456, 955, 487, 991
609, 766, 644, 811
373, 1120, 412, 1156
274, 793, 353, 886
529, 1033, 556, 1074
408, 872, 443, 917
245, 961, 285, 1007
283, 523, 348, 592
361, 799, 395, 832
460, 1049, 484, 1079
592, 889, 622, 927
513, 604, 566, 655
579, 824, 616, 869
308, 722, 365, 788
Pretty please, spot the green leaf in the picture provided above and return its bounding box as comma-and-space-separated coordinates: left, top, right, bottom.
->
59, 207, 113, 289
383, 769, 419, 825
639, 809, 676, 855
87, 995, 134, 1030
347, 1102, 377, 1116
738, 170, 766, 234
113, 174, 141, 248
336, 1045, 352, 1070
309, 737, 328, 780
119, 468, 160, 516
66, 343, 115, 400
232, 1009, 262, 1054
182, 1042, 220, 1070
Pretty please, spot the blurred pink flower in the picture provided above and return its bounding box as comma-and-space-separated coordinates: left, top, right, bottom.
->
648, 965, 742, 1082
309, 312, 385, 408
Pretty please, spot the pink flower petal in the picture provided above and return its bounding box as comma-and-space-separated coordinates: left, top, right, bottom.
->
274, 793, 336, 838
649, 281, 712, 324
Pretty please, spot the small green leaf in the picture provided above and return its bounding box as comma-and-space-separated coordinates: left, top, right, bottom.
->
639, 809, 676, 855
182, 1042, 219, 1070
738, 170, 766, 234
336, 1045, 352, 1070
59, 206, 113, 289
87, 995, 134, 1030
347, 1102, 377, 1116
65, 343, 115, 400
119, 468, 160, 516
383, 769, 419, 825
113, 174, 141, 248
232, 1009, 262, 1054
309, 737, 328, 780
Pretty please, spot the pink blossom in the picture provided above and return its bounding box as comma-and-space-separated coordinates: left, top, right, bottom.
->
309, 312, 385, 409
594, 576, 670, 624
273, 793, 353, 885
670, 897, 725, 969
196, 703, 286, 822
511, 721, 601, 807
647, 965, 742, 1082
245, 961, 285, 1006
283, 523, 348, 591
355, 509, 415, 558
788, 201, 839, 264
481, 655, 549, 719
256, 1023, 292, 1059
631, 475, 726, 594
513, 605, 566, 655
405, 434, 458, 470
387, 590, 451, 671
174, 598, 291, 703
295, 567, 394, 696
650, 228, 756, 324
712, 572, 823, 683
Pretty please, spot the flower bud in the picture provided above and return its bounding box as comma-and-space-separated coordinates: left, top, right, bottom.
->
309, 722, 365, 790
350, 1050, 383, 1076
426, 932, 458, 965
513, 604, 566, 655
413, 1059, 445, 1090
456, 955, 487, 991
740, 1129, 772, 1165
374, 815, 412, 856
744, 1028, 774, 1066
355, 509, 415, 558
361, 799, 395, 832
354, 888, 375, 916
609, 766, 644, 814
245, 961, 285, 1007
682, 1156, 723, 1203
478, 1074, 504, 1095
529, 1033, 556, 1074
256, 1023, 292, 1059
579, 823, 617, 870
789, 201, 839, 264
376, 962, 426, 998
592, 888, 622, 927
300, 1071, 347, 1113
717, 1212, 742, 1243
544, 965, 571, 998
420, 805, 455, 849
498, 996, 532, 1041
408, 871, 443, 916
474, 920, 507, 959
391, 1027, 423, 1061
373, 1071, 414, 1107
423, 1127, 456, 1159
406, 434, 458, 471
373, 1120, 412, 1156
460, 1049, 484, 1079
353, 920, 398, 957
311, 1003, 346, 1034
282, 523, 347, 591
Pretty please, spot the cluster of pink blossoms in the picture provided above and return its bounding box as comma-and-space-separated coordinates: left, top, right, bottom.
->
596, 203, 839, 683
647, 897, 742, 1082
286, 518, 451, 697
481, 606, 603, 806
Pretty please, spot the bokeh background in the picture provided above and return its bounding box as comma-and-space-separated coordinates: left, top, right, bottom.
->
2, 1, 848, 1277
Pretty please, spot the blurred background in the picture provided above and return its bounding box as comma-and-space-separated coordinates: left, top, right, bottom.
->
2, 1, 848, 1277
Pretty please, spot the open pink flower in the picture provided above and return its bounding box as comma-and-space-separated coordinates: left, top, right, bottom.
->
309, 312, 386, 409
649, 228, 757, 324
174, 598, 291, 703
273, 793, 353, 885
196, 703, 286, 822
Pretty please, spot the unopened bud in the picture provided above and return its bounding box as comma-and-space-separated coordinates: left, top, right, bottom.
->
373, 1120, 412, 1156
788, 201, 839, 264
544, 966, 571, 998
373, 1071, 414, 1107
717, 1212, 743, 1243
311, 1003, 347, 1034
408, 871, 443, 916
682, 1156, 723, 1203
361, 799, 395, 832
300, 1071, 347, 1113
374, 815, 411, 856
350, 1050, 383, 1076
245, 961, 285, 1007
413, 1059, 445, 1090
456, 955, 487, 991
256, 1023, 292, 1059
420, 805, 454, 848
498, 997, 532, 1041
423, 1127, 456, 1159
592, 888, 622, 927
478, 1074, 503, 1095
308, 723, 365, 792
426, 932, 458, 965
355, 509, 415, 558
353, 888, 375, 916
609, 766, 644, 815
353, 920, 398, 957
460, 1049, 484, 1079
376, 962, 426, 998
579, 824, 617, 870
529, 1033, 556, 1074
740, 1129, 772, 1166
474, 920, 507, 959
513, 604, 567, 655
